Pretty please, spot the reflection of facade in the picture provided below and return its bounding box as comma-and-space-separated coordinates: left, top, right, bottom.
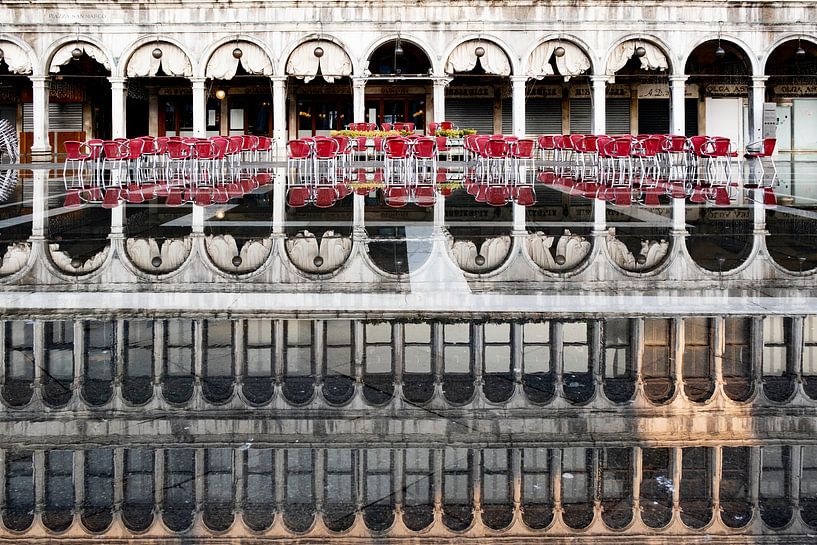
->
2, 3, 817, 161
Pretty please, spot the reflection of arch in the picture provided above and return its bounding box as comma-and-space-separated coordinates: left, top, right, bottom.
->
682, 34, 759, 76
203, 37, 274, 80
284, 37, 353, 83
363, 34, 436, 75
605, 35, 672, 76
444, 37, 513, 76
525, 36, 594, 80
125, 40, 193, 78
0, 35, 36, 74
44, 35, 114, 74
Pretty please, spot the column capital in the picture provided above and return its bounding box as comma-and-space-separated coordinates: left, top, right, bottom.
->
29, 75, 50, 85
351, 75, 368, 88
108, 76, 127, 87
510, 75, 528, 84
590, 74, 613, 85
751, 75, 769, 86
668, 74, 689, 84
270, 75, 287, 84
432, 76, 452, 87
190, 77, 207, 87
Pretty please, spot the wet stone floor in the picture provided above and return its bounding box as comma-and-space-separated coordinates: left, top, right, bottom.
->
0, 153, 815, 543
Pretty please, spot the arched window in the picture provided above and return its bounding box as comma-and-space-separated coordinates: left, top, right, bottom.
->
123, 321, 154, 405
323, 320, 355, 405
683, 318, 714, 402
163, 449, 195, 531
522, 322, 554, 403
83, 321, 115, 406
642, 319, 674, 404
603, 319, 634, 403
363, 448, 394, 531
403, 323, 434, 404
202, 321, 234, 404
483, 323, 514, 403
442, 447, 472, 531
243, 319, 275, 405
243, 449, 275, 531
442, 324, 473, 404
43, 322, 74, 407
4, 450, 34, 531
283, 449, 315, 532
283, 320, 314, 404
562, 321, 594, 404
203, 448, 234, 531
363, 323, 394, 405
521, 448, 553, 529
481, 448, 513, 530
163, 320, 195, 404
2, 321, 34, 407
324, 448, 356, 531
680, 447, 712, 528
43, 450, 74, 531
82, 448, 113, 532
402, 448, 434, 531
122, 448, 154, 531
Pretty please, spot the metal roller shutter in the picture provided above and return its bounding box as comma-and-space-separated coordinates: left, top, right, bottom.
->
526, 98, 562, 135
606, 98, 631, 135
446, 98, 493, 134
569, 99, 591, 134
685, 98, 699, 136
23, 103, 83, 132
501, 98, 512, 134
637, 99, 670, 134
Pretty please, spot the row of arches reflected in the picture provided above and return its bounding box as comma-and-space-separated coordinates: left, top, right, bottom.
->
2, 444, 815, 535
3, 315, 817, 409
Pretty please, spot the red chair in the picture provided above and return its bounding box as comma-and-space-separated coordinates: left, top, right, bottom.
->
381, 123, 393, 132
744, 138, 777, 178
287, 186, 311, 207
63, 141, 92, 188
412, 137, 437, 175
384, 137, 410, 178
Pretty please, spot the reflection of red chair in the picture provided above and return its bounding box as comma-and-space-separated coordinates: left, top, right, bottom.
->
64, 189, 83, 208
63, 141, 91, 183
486, 185, 510, 206
414, 185, 436, 207
513, 185, 536, 206
314, 186, 337, 208
287, 186, 311, 207
384, 186, 409, 207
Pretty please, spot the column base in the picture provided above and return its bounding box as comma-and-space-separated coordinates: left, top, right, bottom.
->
30, 147, 53, 163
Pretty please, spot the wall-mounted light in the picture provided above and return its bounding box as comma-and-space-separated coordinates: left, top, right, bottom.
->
71, 24, 82, 60
215, 89, 226, 100
475, 45, 485, 58
714, 22, 725, 59
635, 44, 647, 58
795, 38, 806, 59
314, 45, 324, 58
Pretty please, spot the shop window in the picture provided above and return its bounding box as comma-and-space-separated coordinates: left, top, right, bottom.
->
521, 448, 552, 529
243, 319, 275, 405
443, 324, 473, 404
83, 321, 115, 406
323, 320, 355, 405
562, 321, 594, 404
123, 321, 154, 405
642, 319, 674, 403
284, 320, 314, 404
3, 320, 34, 407
602, 319, 634, 402
363, 323, 393, 405
43, 321, 74, 407
363, 448, 394, 531
483, 323, 514, 403
522, 322, 554, 403
403, 448, 434, 531
763, 317, 795, 401
683, 318, 714, 402
203, 321, 234, 404
723, 318, 753, 401
244, 449, 275, 531
163, 320, 194, 404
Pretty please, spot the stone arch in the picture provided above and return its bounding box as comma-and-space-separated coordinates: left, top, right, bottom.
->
43, 34, 115, 75
200, 35, 275, 80
442, 34, 518, 76
681, 34, 760, 76
522, 34, 596, 79
604, 34, 676, 76
0, 34, 37, 75
280, 34, 356, 82
116, 35, 196, 78
361, 33, 439, 76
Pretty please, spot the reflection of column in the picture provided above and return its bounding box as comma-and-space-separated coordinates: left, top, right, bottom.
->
73, 321, 84, 395
111, 202, 125, 237
471, 449, 482, 519
593, 198, 606, 233
511, 75, 527, 137
552, 449, 563, 520
790, 317, 804, 382
432, 78, 450, 124
30, 76, 51, 162
192, 204, 205, 234
590, 75, 608, 135
234, 321, 245, 388
713, 317, 725, 390
393, 323, 403, 388
194, 448, 204, 514
353, 193, 366, 238
274, 320, 285, 383
393, 448, 405, 515
790, 446, 802, 514
511, 448, 522, 515
669, 75, 688, 136
109, 77, 128, 139
153, 321, 164, 397
313, 320, 324, 388
672, 196, 686, 233
432, 449, 444, 523
31, 169, 49, 239
552, 322, 563, 392
34, 450, 45, 515
433, 323, 444, 385
632, 318, 644, 389
314, 448, 325, 512
352, 76, 367, 124
671, 447, 682, 517
674, 318, 684, 394
632, 447, 642, 518
191, 77, 207, 138
711, 447, 721, 518
749, 447, 760, 518
154, 449, 164, 512
234, 449, 244, 514
750, 76, 768, 144
753, 188, 766, 232
472, 323, 483, 389
354, 321, 364, 384
513, 203, 525, 233
73, 449, 85, 513
271, 76, 287, 148
113, 448, 124, 512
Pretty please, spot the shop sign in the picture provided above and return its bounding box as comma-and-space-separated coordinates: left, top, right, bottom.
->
446, 86, 493, 99
367, 86, 427, 96
637, 83, 699, 99
773, 84, 817, 96
0, 87, 17, 103
527, 85, 563, 99
295, 84, 351, 95
225, 86, 272, 96
49, 80, 84, 101
159, 87, 193, 96
704, 208, 750, 220
705, 84, 747, 96
569, 84, 630, 99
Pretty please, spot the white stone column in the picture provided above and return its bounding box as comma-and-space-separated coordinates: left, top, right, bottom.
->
591, 75, 608, 135
191, 77, 207, 138
352, 76, 367, 124
511, 75, 527, 137
432, 78, 450, 124
750, 76, 768, 144
109, 77, 128, 139
30, 75, 51, 162
271, 76, 287, 147
30, 169, 48, 239
669, 75, 688, 136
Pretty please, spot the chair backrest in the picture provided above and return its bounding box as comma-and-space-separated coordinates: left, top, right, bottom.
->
428, 122, 439, 136
762, 138, 777, 157
256, 136, 272, 152
63, 141, 88, 160
314, 138, 339, 159
333, 135, 351, 154
384, 138, 409, 158
595, 136, 613, 157
413, 137, 436, 159
381, 123, 393, 132
485, 138, 509, 158
166, 140, 191, 160
126, 139, 144, 160
435, 136, 448, 152
288, 139, 311, 159
607, 137, 632, 157
641, 137, 663, 156
440, 121, 454, 130
689, 136, 710, 156
537, 135, 556, 150
194, 140, 215, 159
512, 139, 535, 159
102, 140, 125, 159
